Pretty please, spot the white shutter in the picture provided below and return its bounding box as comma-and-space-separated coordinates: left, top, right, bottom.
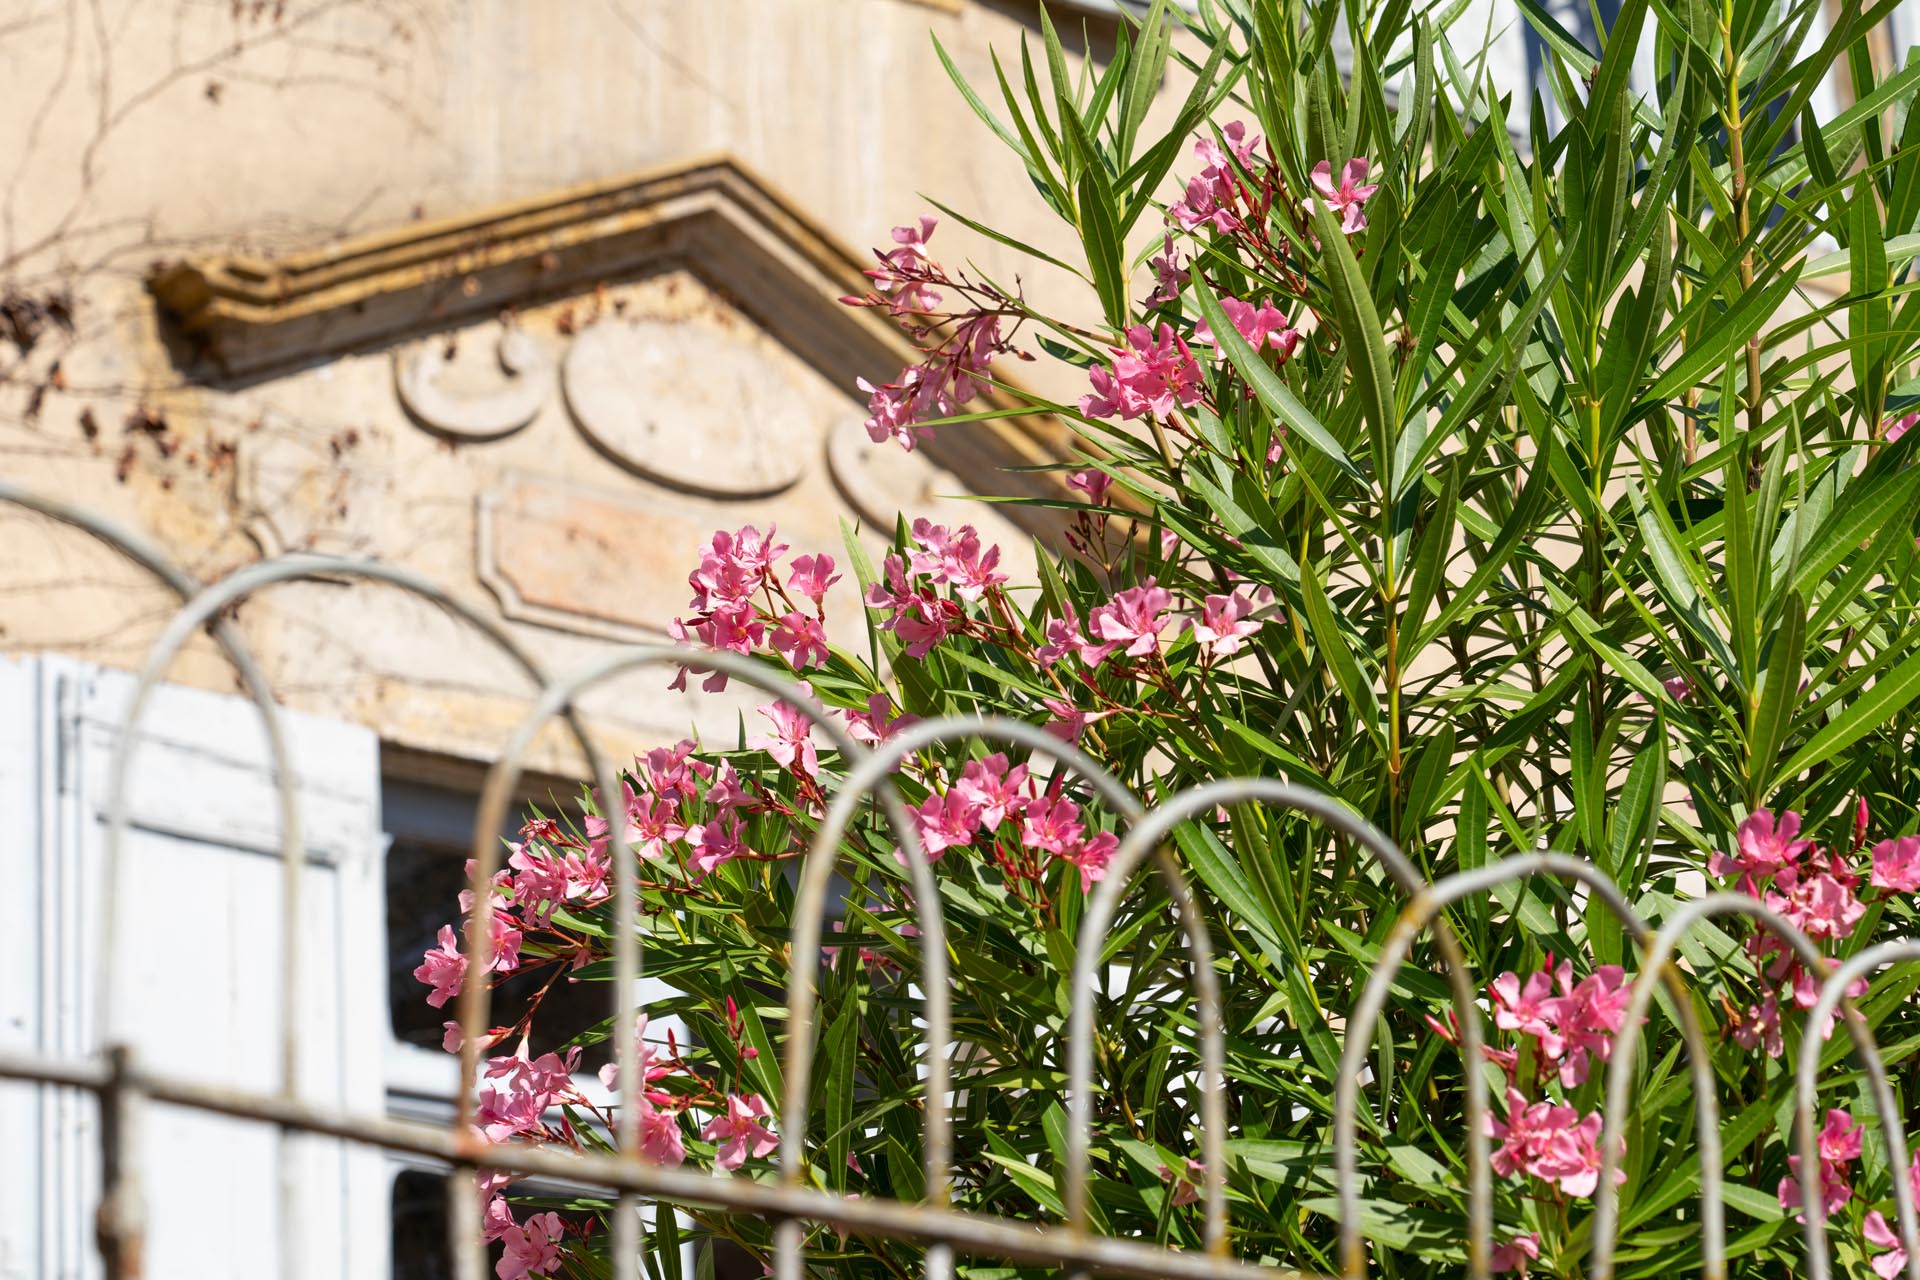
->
0, 654, 388, 1280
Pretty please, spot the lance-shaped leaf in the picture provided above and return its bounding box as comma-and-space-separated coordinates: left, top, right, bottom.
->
1188, 273, 1363, 481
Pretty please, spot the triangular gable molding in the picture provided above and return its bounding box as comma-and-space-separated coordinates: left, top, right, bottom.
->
148, 155, 1074, 532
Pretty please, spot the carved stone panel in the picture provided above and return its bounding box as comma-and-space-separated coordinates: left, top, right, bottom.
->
476, 470, 714, 642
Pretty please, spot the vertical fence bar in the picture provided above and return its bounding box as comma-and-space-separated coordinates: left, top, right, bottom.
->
95, 1045, 144, 1280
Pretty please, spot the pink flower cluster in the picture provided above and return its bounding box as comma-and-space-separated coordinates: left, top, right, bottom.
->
1080, 323, 1205, 422
486, 1185, 567, 1280
1778, 1108, 1864, 1220
844, 217, 1009, 452
1193, 295, 1301, 365
1489, 956, 1632, 1088
905, 752, 1117, 893
864, 519, 1007, 658
1037, 581, 1265, 670
1490, 1233, 1540, 1276
1489, 1086, 1620, 1198
666, 525, 842, 690
1168, 121, 1261, 234
412, 909, 523, 1011
1710, 807, 1920, 1057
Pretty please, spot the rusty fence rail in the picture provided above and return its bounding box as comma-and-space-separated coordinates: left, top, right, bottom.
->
1, 479, 1916, 1280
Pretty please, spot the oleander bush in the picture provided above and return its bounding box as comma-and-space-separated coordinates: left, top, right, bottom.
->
417, 0, 1920, 1275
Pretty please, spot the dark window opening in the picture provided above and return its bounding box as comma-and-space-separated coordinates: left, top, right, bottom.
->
382, 774, 613, 1069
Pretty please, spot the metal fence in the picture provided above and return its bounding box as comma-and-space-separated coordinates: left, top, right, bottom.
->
0, 478, 1916, 1280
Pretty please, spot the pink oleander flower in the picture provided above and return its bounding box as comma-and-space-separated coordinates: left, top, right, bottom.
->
909, 519, 1007, 602
954, 753, 1030, 831
475, 1051, 570, 1144
666, 605, 764, 693
1490, 1233, 1540, 1276
856, 217, 944, 317
889, 215, 937, 266
597, 1018, 690, 1166
482, 1191, 517, 1244
703, 1093, 778, 1171
1867, 1211, 1909, 1279
842, 691, 917, 746
626, 795, 688, 861
1766, 857, 1866, 941
1146, 233, 1189, 306
1063, 830, 1118, 893
1079, 324, 1205, 422
1157, 1157, 1206, 1208
1887, 411, 1918, 443
1311, 158, 1381, 235
1041, 696, 1114, 743
1488, 1088, 1616, 1198
687, 526, 786, 613
637, 1096, 689, 1166
1036, 605, 1085, 669
1022, 794, 1086, 855
1490, 963, 1568, 1058
643, 741, 707, 800
1779, 1109, 1864, 1220
788, 553, 840, 607
859, 368, 942, 452
1168, 122, 1261, 234
703, 760, 751, 813
1662, 674, 1695, 702
497, 1210, 565, 1280
414, 924, 468, 1009
909, 789, 979, 862
1553, 965, 1633, 1087
1863, 1152, 1920, 1277
1872, 835, 1920, 892
1729, 992, 1785, 1058
1194, 296, 1300, 364
1188, 590, 1263, 658
562, 844, 611, 900
771, 611, 829, 670
1068, 468, 1114, 505
506, 843, 570, 925
684, 812, 747, 878
1084, 578, 1175, 665
748, 693, 820, 778
1710, 808, 1814, 892
865, 554, 956, 658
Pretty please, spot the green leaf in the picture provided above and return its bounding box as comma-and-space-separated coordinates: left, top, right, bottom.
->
1746, 591, 1805, 802
1309, 201, 1401, 497
1777, 642, 1920, 784
1187, 273, 1362, 481
1300, 557, 1386, 753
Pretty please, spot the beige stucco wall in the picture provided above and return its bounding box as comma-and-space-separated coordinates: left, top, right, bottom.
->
0, 0, 1139, 778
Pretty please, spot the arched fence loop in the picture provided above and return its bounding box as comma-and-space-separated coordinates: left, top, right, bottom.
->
3, 488, 1920, 1280
802, 715, 1147, 1280
98, 552, 606, 1280
1795, 941, 1920, 1280
1334, 853, 1661, 1280
1076, 777, 1491, 1266
1587, 895, 1836, 1280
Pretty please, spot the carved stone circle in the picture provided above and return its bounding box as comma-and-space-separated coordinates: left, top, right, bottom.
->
393, 327, 554, 440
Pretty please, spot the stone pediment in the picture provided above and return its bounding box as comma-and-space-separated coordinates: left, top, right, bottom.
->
148, 155, 1073, 529
145, 157, 1063, 664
